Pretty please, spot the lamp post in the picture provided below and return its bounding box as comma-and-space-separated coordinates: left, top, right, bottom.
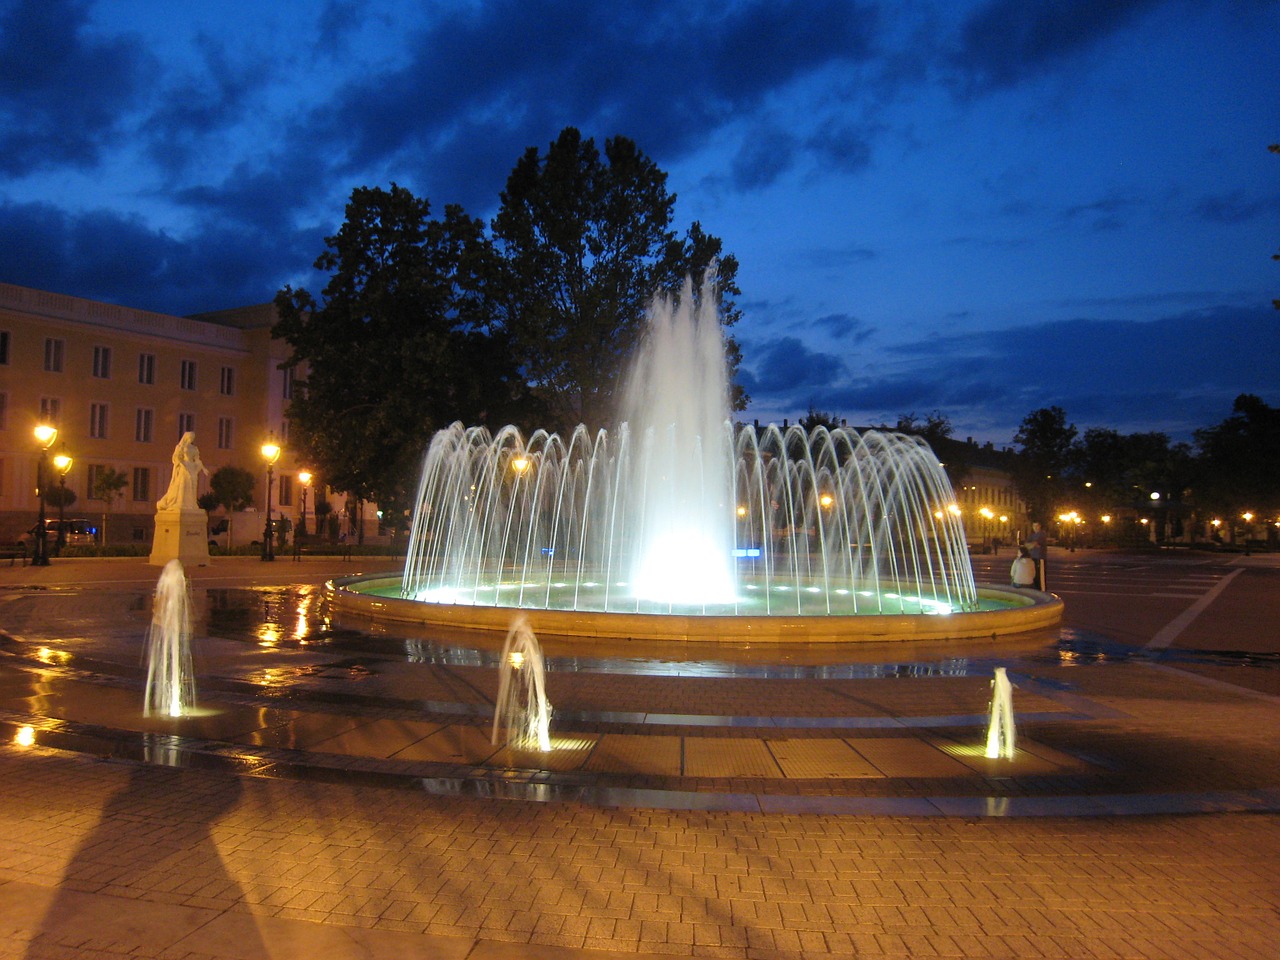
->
32, 424, 58, 566
297, 470, 312, 538
52, 449, 73, 554
260, 438, 281, 561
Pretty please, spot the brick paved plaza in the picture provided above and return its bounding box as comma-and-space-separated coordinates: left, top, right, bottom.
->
0, 551, 1278, 959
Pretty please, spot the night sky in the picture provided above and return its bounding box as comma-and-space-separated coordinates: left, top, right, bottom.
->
2, 0, 1277, 444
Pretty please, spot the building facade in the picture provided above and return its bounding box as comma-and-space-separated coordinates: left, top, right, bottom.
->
0, 282, 315, 545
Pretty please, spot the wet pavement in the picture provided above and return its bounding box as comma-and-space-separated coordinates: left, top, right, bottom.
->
1, 549, 1279, 958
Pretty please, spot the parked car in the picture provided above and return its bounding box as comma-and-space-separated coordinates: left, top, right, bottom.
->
17, 518, 98, 548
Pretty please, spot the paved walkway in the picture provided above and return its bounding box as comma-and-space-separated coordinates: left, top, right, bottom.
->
0, 551, 1277, 958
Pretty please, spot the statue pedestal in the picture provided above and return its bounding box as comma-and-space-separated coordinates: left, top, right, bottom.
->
149, 509, 210, 567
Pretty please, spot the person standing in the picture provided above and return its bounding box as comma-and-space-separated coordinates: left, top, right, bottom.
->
1024, 521, 1047, 591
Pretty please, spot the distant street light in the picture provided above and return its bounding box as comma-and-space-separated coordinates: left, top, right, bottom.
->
297, 470, 312, 537
52, 449, 73, 553
260, 438, 282, 561
31, 424, 58, 566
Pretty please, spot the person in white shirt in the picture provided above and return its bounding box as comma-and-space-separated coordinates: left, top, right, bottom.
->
1010, 545, 1037, 588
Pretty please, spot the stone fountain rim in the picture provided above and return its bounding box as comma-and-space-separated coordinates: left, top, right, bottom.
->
325, 575, 1062, 644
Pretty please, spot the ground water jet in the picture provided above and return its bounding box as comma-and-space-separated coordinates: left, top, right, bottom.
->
143, 559, 196, 717
492, 616, 552, 752
985, 666, 1016, 759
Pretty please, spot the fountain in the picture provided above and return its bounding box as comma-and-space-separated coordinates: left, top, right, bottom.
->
491, 616, 552, 752
143, 559, 196, 717
985, 666, 1016, 759
333, 274, 1061, 643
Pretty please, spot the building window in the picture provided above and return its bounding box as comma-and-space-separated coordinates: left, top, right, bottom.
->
220, 366, 235, 396
89, 402, 108, 439
44, 338, 64, 373
282, 366, 294, 400
132, 467, 151, 502
87, 464, 105, 500
217, 416, 233, 450
278, 475, 293, 507
92, 345, 112, 379
138, 353, 155, 385
0, 331, 9, 364
135, 408, 154, 443
178, 412, 195, 437
0, 392, 6, 430
180, 359, 197, 391
39, 397, 61, 425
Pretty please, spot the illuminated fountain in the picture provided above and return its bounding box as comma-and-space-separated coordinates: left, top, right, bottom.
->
143, 559, 196, 717
492, 616, 552, 752
336, 274, 1061, 643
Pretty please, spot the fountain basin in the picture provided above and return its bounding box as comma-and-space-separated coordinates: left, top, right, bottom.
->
327, 575, 1061, 644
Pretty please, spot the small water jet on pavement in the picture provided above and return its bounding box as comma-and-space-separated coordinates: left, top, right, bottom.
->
985, 666, 1016, 759
143, 559, 196, 718
492, 616, 552, 752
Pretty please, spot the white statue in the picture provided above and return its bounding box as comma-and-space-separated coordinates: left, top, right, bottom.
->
156, 431, 208, 511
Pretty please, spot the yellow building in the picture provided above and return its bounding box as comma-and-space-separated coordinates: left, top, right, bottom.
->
0, 282, 314, 545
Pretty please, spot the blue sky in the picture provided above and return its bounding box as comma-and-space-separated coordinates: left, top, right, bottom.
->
1, 0, 1276, 444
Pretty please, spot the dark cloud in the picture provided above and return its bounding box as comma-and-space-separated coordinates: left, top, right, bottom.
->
879, 305, 1279, 438
1061, 194, 1139, 232
812, 313, 876, 343
307, 0, 881, 206
1193, 191, 1280, 225
0, 0, 153, 173
746, 304, 1277, 441
739, 335, 846, 397
142, 34, 273, 176
807, 243, 878, 270
730, 130, 800, 191
951, 0, 1167, 93
806, 122, 874, 175
0, 200, 323, 315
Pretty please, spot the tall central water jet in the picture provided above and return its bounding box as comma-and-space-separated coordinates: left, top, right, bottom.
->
622, 278, 736, 606
401, 274, 978, 620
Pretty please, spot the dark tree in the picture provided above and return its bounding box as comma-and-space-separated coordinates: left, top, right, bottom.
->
1193, 394, 1280, 519
274, 184, 530, 511
800, 405, 842, 432
489, 127, 744, 432
892, 411, 970, 487
1010, 406, 1077, 521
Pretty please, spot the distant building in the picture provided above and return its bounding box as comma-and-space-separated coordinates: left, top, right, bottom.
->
933, 436, 1029, 552
0, 282, 337, 545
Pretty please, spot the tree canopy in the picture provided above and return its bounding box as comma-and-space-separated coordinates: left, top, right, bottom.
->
490, 127, 744, 432
274, 129, 744, 507
1010, 406, 1077, 521
1193, 393, 1280, 516
274, 184, 530, 510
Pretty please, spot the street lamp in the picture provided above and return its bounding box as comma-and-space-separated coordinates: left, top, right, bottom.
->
52, 449, 73, 554
260, 437, 282, 561
31, 424, 58, 566
297, 470, 312, 537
